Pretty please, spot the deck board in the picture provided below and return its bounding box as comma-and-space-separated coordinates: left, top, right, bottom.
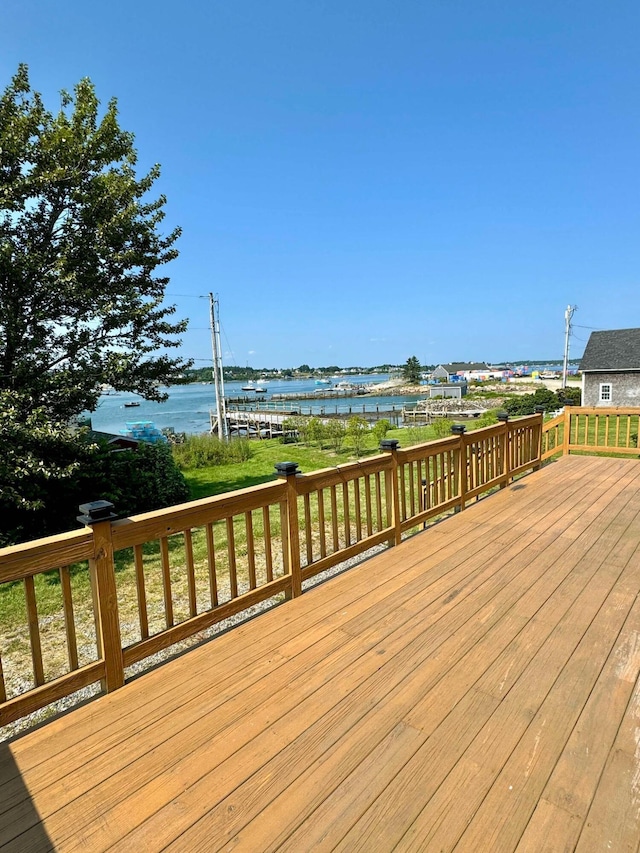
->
2, 454, 640, 851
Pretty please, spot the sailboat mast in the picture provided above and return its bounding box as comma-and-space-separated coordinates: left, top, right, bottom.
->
209, 293, 229, 440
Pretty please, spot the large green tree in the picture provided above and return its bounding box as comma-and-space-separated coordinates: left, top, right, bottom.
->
0, 65, 190, 422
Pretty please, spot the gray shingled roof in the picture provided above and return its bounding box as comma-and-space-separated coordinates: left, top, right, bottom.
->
579, 328, 640, 371
439, 362, 490, 372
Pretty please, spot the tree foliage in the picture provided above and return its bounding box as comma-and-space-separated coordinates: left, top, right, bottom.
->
0, 65, 190, 423
0, 391, 86, 543
0, 392, 191, 544
402, 356, 422, 384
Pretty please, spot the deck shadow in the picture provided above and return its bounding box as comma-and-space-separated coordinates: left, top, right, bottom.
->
0, 743, 54, 851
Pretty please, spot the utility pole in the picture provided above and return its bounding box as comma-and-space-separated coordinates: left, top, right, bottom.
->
208, 293, 229, 440
562, 304, 577, 388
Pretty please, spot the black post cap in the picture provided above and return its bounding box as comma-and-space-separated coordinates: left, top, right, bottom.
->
497, 411, 509, 421
77, 500, 116, 526
274, 461, 300, 476
380, 438, 400, 451
451, 424, 466, 435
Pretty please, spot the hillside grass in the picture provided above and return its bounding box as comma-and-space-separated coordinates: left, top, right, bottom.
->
182, 422, 451, 498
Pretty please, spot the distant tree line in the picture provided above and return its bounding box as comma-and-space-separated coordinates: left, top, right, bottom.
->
179, 364, 404, 384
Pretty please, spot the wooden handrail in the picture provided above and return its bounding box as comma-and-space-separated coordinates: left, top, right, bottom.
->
542, 406, 640, 459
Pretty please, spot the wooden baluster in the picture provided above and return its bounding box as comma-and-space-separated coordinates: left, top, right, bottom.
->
133, 544, 149, 640
279, 500, 290, 576
399, 463, 407, 524
263, 506, 274, 582
408, 461, 416, 518
206, 522, 218, 607
354, 477, 362, 541
0, 654, 6, 704
364, 474, 373, 537
375, 471, 383, 530
317, 490, 327, 558
342, 481, 351, 548
303, 494, 313, 565
245, 511, 257, 590
184, 530, 197, 618
159, 537, 174, 628
59, 566, 79, 671
330, 485, 339, 552
226, 518, 238, 598
24, 576, 45, 687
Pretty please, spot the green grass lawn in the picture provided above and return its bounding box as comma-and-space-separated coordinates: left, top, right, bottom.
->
182, 424, 447, 500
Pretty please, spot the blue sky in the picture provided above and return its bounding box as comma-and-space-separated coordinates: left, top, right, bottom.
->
2, 1, 638, 368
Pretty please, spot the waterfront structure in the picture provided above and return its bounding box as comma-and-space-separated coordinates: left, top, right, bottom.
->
428, 382, 467, 399
580, 327, 640, 407
431, 361, 500, 381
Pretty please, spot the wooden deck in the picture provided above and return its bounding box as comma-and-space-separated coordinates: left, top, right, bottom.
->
2, 454, 640, 852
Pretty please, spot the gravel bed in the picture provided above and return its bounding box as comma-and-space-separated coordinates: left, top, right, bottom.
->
0, 544, 387, 743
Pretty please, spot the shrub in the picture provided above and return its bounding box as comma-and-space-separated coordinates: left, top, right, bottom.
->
280, 418, 300, 443
305, 417, 325, 447
371, 419, 392, 445
1, 435, 192, 545
325, 419, 347, 452
172, 434, 253, 469
346, 416, 369, 457
504, 387, 581, 417
431, 418, 453, 438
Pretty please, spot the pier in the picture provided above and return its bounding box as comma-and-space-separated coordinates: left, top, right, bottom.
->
211, 404, 405, 437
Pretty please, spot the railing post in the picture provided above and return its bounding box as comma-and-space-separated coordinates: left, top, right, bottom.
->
496, 412, 510, 487
275, 462, 302, 598
533, 406, 545, 469
380, 439, 402, 546
78, 500, 124, 693
451, 424, 467, 510
562, 405, 571, 455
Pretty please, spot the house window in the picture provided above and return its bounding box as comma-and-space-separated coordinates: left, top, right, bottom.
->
599, 383, 612, 402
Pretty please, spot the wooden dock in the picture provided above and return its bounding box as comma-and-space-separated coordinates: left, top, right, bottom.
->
2, 454, 640, 851
213, 405, 404, 435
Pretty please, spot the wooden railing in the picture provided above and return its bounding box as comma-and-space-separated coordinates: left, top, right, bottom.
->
0, 414, 544, 726
541, 406, 640, 460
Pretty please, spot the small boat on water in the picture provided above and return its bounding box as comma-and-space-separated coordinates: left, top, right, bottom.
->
124, 401, 141, 408
241, 382, 255, 391
254, 386, 267, 393
315, 378, 332, 385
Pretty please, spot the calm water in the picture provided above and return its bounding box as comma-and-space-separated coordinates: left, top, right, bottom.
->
87, 366, 578, 437
87, 374, 425, 436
